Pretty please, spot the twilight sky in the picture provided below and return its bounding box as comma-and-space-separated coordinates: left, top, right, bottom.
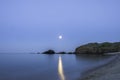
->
0, 0, 120, 53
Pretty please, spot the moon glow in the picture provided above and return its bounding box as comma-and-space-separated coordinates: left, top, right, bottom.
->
59, 35, 62, 39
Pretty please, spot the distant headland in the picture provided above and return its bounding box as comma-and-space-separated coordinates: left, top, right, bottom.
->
37, 42, 120, 55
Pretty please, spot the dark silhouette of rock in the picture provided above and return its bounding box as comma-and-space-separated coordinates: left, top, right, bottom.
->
57, 52, 66, 54
42, 50, 55, 54
67, 52, 74, 54
75, 42, 120, 55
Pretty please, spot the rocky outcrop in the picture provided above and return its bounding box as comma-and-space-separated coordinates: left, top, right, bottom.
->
57, 52, 66, 54
75, 42, 120, 55
39, 42, 120, 55
42, 50, 55, 54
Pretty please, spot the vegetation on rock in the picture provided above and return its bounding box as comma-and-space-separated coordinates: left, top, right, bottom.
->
75, 42, 120, 55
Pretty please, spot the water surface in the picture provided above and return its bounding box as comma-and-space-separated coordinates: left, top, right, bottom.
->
0, 53, 114, 80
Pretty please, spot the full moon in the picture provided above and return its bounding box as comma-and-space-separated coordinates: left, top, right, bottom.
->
58, 35, 62, 39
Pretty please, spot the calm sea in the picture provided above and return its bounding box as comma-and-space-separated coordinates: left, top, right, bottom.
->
0, 53, 115, 80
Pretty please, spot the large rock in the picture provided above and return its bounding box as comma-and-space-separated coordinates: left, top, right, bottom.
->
42, 50, 55, 54
75, 42, 120, 55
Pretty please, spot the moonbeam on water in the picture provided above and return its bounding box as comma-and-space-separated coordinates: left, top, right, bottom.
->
58, 55, 65, 80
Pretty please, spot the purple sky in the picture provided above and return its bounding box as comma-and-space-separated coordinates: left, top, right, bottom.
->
0, 0, 120, 53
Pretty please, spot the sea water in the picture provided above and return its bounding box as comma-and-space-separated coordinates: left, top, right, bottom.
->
0, 53, 115, 80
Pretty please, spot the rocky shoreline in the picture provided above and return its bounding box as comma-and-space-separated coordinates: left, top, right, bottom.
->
36, 42, 120, 55
80, 53, 120, 80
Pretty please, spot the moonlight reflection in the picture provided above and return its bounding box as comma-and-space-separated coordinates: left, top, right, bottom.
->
58, 55, 65, 80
